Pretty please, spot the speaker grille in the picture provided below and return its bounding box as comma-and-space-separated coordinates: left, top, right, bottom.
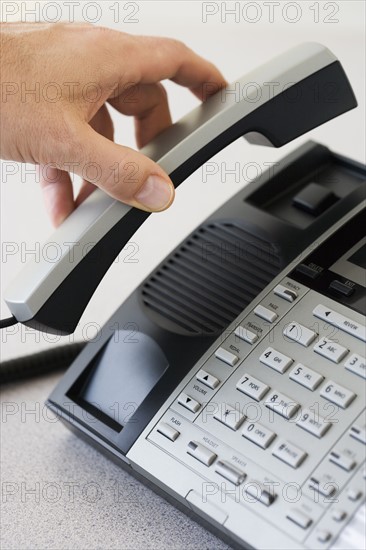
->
141, 222, 282, 336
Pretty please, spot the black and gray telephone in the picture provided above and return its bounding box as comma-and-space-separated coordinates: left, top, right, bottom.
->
3, 43, 366, 550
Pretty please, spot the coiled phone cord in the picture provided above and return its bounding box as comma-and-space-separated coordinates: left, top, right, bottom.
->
0, 343, 85, 385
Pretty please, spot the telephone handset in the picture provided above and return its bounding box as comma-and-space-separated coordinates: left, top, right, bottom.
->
4, 42, 357, 334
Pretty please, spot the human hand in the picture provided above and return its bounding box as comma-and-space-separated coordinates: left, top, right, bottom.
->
0, 23, 226, 226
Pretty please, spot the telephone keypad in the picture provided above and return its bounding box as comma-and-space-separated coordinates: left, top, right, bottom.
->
150, 276, 366, 547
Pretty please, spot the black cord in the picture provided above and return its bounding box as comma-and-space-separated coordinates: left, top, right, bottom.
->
0, 316, 18, 329
0, 342, 85, 384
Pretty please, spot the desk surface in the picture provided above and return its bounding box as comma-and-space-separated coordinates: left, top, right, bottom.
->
0, 374, 230, 549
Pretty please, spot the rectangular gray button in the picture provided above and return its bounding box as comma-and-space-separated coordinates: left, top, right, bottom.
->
259, 347, 293, 374
187, 441, 217, 466
314, 338, 348, 363
289, 363, 324, 391
215, 460, 246, 485
157, 422, 180, 441
242, 421, 276, 449
265, 391, 300, 419
178, 393, 201, 413
236, 373, 269, 401
244, 481, 276, 506
344, 353, 366, 379
274, 284, 297, 302
320, 380, 356, 409
215, 346, 238, 366
196, 369, 220, 389
283, 322, 317, 346
313, 304, 366, 342
214, 404, 245, 431
329, 450, 356, 471
286, 509, 312, 529
254, 304, 278, 323
272, 440, 307, 468
309, 477, 336, 498
234, 325, 258, 344
349, 424, 366, 444
296, 409, 330, 438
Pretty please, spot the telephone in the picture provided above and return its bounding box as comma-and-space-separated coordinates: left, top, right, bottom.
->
3, 43, 366, 549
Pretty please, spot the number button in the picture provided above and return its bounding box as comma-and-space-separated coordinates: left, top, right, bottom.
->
314, 338, 348, 363
344, 353, 366, 379
283, 322, 317, 347
236, 374, 269, 401
259, 347, 293, 374
289, 363, 324, 391
242, 421, 276, 449
265, 391, 300, 419
296, 409, 331, 438
320, 380, 356, 409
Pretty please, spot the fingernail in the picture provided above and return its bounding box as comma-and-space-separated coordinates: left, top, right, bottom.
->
134, 176, 174, 211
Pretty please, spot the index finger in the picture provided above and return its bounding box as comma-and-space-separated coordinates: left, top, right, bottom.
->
108, 34, 228, 101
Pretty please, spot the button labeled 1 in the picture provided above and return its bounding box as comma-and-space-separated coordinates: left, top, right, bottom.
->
283, 322, 317, 347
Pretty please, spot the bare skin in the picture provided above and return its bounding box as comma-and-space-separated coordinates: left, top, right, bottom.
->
0, 23, 226, 226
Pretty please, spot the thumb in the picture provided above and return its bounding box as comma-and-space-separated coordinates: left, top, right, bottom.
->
62, 123, 175, 212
